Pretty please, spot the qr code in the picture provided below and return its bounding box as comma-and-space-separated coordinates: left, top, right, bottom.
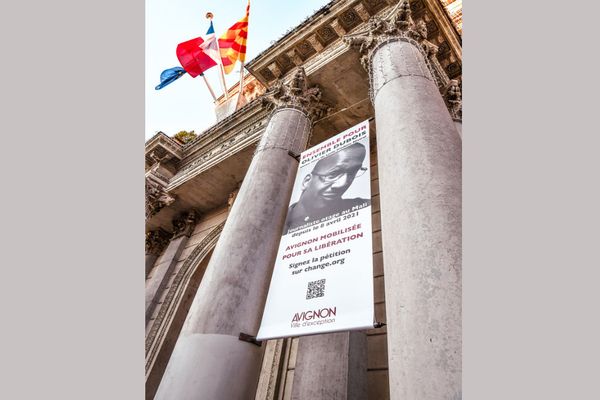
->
306, 279, 326, 300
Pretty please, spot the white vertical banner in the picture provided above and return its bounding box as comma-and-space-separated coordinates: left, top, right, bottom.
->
257, 120, 374, 340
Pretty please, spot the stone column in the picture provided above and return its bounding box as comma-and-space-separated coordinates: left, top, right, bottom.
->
145, 211, 197, 324
346, 2, 461, 399
155, 68, 329, 400
291, 331, 367, 400
145, 229, 170, 278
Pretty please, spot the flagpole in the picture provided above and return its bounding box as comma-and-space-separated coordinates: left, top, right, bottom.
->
236, 62, 245, 108
201, 73, 218, 101
215, 55, 230, 101
207, 12, 230, 100
236, 1, 250, 108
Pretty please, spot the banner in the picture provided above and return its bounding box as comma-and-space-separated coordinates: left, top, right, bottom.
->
257, 120, 374, 340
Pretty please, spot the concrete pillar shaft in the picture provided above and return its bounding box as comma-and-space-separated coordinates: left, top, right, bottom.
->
371, 39, 462, 400
291, 331, 367, 400
145, 254, 159, 278
454, 120, 462, 140
145, 235, 188, 324
155, 108, 312, 400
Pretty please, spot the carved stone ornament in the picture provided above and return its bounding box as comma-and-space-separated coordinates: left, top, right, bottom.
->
227, 187, 240, 210
145, 177, 176, 219
148, 150, 172, 171
443, 79, 462, 121
171, 210, 198, 239
262, 67, 331, 122
145, 229, 171, 256
344, 0, 433, 73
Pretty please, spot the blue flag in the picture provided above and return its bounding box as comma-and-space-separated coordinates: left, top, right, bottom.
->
155, 66, 189, 90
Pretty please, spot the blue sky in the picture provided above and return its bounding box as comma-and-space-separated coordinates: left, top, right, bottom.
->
146, 0, 332, 140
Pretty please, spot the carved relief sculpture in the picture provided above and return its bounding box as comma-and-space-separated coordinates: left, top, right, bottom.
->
172, 210, 198, 239
443, 79, 462, 121
262, 67, 331, 123
145, 177, 176, 219
145, 229, 171, 256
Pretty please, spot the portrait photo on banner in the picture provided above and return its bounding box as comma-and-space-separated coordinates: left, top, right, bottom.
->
283, 134, 371, 235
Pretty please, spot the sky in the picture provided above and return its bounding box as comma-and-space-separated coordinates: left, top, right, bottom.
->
146, 0, 332, 140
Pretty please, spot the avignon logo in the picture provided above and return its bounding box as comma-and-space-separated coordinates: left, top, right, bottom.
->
291, 306, 337, 322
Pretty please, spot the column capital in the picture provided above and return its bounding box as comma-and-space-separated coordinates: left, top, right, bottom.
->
262, 67, 331, 123
145, 229, 171, 256
443, 79, 462, 121
343, 0, 431, 72
172, 210, 198, 239
146, 176, 176, 219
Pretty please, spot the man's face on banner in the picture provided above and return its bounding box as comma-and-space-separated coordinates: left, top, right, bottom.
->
301, 144, 366, 207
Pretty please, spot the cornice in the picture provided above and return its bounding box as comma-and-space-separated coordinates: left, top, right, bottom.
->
246, 0, 345, 73
179, 97, 266, 160
246, 0, 460, 88
145, 131, 183, 159
167, 99, 271, 190
145, 176, 176, 220
246, 0, 390, 86
422, 0, 461, 59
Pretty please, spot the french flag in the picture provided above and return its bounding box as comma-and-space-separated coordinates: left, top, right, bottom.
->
176, 22, 220, 78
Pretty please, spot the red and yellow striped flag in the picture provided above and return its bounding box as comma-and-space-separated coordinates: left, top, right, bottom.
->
218, 1, 249, 74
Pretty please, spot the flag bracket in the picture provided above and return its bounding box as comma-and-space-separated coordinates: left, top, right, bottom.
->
287, 150, 300, 161
373, 322, 387, 328
239, 332, 263, 347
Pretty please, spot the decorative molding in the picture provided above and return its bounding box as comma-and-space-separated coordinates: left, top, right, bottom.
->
286, 48, 304, 66
353, 2, 372, 22
339, 8, 362, 32
145, 176, 176, 219
145, 229, 171, 256
246, 0, 460, 92
329, 18, 347, 36
267, 62, 283, 79
443, 79, 462, 121
148, 150, 173, 167
172, 210, 198, 239
262, 67, 331, 123
246, 1, 339, 72
306, 34, 325, 52
181, 95, 264, 154
316, 25, 339, 46
144, 132, 183, 161
241, 78, 267, 104
168, 100, 270, 190
145, 222, 225, 373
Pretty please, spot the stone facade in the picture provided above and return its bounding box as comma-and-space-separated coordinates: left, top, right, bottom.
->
145, 1, 461, 399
